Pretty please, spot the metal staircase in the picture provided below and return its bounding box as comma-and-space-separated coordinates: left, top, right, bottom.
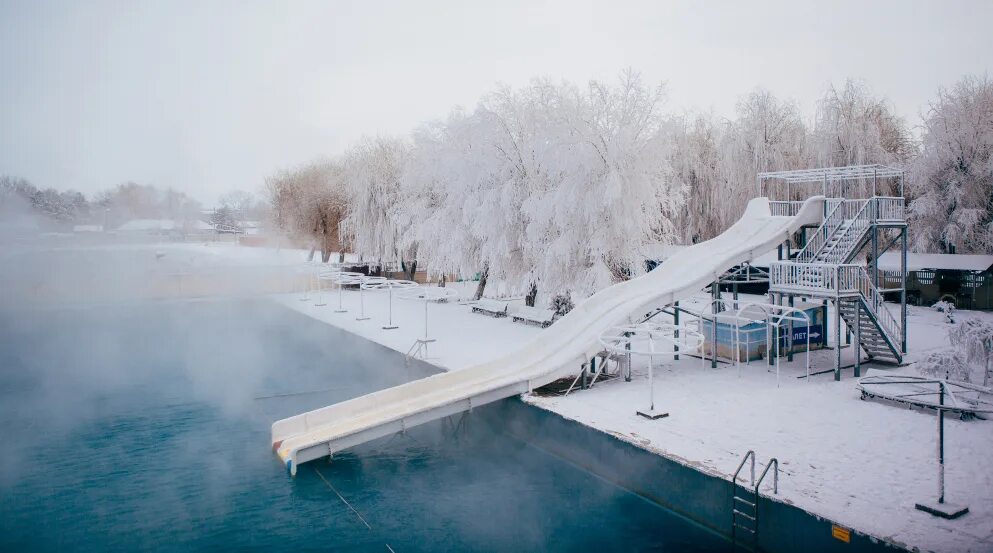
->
771, 196, 904, 364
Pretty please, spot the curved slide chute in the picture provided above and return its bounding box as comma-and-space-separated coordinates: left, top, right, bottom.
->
272, 196, 824, 474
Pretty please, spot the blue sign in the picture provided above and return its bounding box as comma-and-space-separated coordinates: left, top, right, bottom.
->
779, 324, 823, 346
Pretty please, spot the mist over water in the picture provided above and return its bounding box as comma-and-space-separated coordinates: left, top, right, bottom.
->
0, 249, 721, 552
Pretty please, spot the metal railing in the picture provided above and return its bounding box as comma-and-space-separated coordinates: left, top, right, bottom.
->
756, 458, 779, 495
769, 201, 806, 217
872, 196, 905, 222
769, 262, 851, 293
733, 450, 756, 486
848, 265, 903, 344
770, 262, 902, 346
796, 197, 905, 264
796, 199, 865, 262
796, 196, 906, 262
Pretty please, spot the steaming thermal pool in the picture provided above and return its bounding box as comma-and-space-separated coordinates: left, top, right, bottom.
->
0, 299, 723, 551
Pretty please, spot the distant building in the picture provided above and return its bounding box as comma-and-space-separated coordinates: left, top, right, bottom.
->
879, 252, 993, 310
72, 224, 103, 233
116, 219, 178, 232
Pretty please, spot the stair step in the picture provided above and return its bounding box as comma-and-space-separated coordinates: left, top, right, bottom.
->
733, 509, 756, 522
733, 496, 756, 508
733, 523, 757, 534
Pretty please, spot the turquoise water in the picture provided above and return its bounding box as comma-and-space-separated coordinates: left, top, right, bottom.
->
0, 299, 722, 552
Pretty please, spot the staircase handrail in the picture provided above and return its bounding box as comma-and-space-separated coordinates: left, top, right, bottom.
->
769, 262, 902, 348
845, 265, 903, 347
814, 198, 875, 264
797, 197, 905, 264
796, 199, 867, 262
795, 200, 844, 262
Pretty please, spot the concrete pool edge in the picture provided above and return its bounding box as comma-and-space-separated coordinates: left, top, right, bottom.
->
496, 397, 907, 552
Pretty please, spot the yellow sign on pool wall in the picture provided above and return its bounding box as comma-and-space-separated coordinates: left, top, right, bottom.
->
832, 524, 851, 543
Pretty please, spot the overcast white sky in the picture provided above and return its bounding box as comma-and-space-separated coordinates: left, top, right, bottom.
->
1, 0, 991, 204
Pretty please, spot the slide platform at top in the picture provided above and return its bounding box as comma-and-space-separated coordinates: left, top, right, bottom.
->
272, 196, 824, 474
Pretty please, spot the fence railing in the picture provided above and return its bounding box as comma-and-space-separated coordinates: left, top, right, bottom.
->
872, 196, 905, 222
795, 197, 905, 264
769, 201, 806, 217
849, 265, 902, 342
770, 261, 902, 345
796, 199, 866, 262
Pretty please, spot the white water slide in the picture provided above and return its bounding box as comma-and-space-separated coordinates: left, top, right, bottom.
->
272, 196, 824, 474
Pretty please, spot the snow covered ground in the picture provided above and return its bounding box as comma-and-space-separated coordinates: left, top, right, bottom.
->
272, 280, 538, 371
273, 278, 993, 553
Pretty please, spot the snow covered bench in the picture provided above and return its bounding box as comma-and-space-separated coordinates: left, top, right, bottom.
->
512, 306, 556, 327
471, 299, 509, 317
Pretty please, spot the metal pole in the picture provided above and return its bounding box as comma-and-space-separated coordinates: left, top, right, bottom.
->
901, 227, 908, 353
357, 285, 369, 321
625, 332, 632, 382
872, 224, 879, 289
768, 292, 776, 367
938, 381, 945, 504
711, 283, 719, 369
648, 339, 655, 411
788, 296, 795, 363
673, 301, 680, 361
835, 299, 842, 381
854, 301, 861, 378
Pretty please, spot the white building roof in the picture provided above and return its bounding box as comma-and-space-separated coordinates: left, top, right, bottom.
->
117, 219, 178, 232
879, 252, 993, 272
73, 224, 103, 232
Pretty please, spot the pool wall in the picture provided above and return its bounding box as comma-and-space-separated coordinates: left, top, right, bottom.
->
482, 397, 905, 553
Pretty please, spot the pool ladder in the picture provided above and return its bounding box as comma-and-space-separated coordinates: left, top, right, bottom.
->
731, 450, 778, 551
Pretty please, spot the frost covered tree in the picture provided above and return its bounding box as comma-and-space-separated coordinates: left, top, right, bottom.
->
908, 76, 993, 253
809, 80, 915, 197
524, 72, 684, 297
919, 350, 972, 382
341, 136, 413, 273
724, 90, 808, 229
667, 90, 806, 243
266, 161, 348, 262
404, 108, 494, 295
667, 112, 727, 243
949, 318, 993, 385
401, 73, 685, 303
209, 205, 240, 233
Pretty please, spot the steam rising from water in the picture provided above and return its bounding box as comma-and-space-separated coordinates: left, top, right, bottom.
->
0, 240, 720, 551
